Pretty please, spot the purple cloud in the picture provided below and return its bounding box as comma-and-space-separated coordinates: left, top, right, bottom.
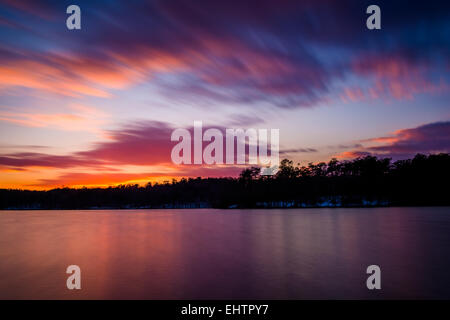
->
338, 121, 450, 160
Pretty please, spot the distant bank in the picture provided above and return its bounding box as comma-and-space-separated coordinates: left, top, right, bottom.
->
1, 153, 449, 210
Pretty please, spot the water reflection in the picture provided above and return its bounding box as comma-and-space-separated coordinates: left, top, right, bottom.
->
0, 207, 449, 299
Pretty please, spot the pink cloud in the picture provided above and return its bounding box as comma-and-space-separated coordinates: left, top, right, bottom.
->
336, 121, 450, 160
348, 54, 449, 102
0, 104, 108, 132
0, 121, 253, 187
0, 121, 174, 169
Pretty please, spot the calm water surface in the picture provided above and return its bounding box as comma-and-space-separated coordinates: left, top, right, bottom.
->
1, 207, 449, 299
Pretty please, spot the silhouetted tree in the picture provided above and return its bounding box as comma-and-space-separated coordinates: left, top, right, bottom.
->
0, 153, 448, 209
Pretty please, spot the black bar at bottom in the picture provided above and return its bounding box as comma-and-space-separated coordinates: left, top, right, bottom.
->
1, 300, 449, 319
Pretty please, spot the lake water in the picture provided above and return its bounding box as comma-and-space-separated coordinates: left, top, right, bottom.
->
0, 207, 449, 299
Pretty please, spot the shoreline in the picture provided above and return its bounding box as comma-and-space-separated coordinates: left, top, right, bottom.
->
2, 204, 449, 211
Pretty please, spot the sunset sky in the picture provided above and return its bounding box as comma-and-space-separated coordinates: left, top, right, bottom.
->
0, 0, 449, 189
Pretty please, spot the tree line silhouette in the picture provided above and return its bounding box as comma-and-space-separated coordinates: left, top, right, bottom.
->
1, 153, 449, 209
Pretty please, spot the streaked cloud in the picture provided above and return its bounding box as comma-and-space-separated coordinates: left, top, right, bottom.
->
279, 148, 318, 155
336, 121, 450, 160
0, 104, 108, 132
1, 0, 448, 106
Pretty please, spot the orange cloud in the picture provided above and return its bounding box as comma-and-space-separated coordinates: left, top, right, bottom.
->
0, 62, 110, 97
32, 172, 171, 189
0, 44, 198, 98
26, 164, 245, 190
335, 151, 371, 160
0, 104, 108, 132
361, 136, 399, 144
